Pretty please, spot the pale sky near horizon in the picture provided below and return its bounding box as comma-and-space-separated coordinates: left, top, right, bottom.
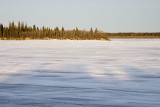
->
0, 0, 159, 32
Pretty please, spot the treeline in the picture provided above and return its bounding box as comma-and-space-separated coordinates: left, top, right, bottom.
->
1, 22, 160, 40
0, 21, 108, 40
107, 33, 160, 38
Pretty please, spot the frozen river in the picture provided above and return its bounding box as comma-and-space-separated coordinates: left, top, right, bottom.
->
0, 39, 160, 107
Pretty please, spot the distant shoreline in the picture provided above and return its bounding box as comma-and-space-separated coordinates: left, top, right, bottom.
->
0, 38, 109, 40
1, 36, 160, 40
1, 35, 160, 40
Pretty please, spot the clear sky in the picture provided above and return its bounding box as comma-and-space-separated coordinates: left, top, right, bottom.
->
0, 0, 160, 32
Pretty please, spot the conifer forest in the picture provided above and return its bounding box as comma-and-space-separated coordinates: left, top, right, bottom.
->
0, 21, 108, 40
0, 21, 160, 40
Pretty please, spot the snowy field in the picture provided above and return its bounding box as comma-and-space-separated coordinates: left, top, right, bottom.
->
0, 39, 160, 107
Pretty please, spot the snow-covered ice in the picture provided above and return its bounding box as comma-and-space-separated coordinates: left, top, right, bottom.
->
0, 39, 160, 107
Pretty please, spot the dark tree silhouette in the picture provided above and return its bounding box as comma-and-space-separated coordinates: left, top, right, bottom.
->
0, 24, 3, 38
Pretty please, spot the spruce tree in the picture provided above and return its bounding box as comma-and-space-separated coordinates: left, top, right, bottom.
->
11, 21, 15, 30
0, 24, 3, 38
90, 27, 93, 35
42, 26, 45, 32
25, 24, 28, 32
37, 27, 39, 31
61, 26, 65, 37
54, 27, 59, 37
55, 27, 59, 31
17, 21, 21, 37
18, 21, 21, 30
89, 27, 93, 39
21, 22, 25, 32
9, 21, 15, 39
95, 28, 98, 38
75, 27, 79, 38
33, 25, 36, 31
62, 26, 64, 31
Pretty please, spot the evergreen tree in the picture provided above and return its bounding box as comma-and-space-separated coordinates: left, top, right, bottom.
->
90, 27, 93, 33
61, 26, 65, 37
42, 26, 45, 32
25, 24, 28, 32
55, 27, 59, 31
0, 24, 3, 38
33, 25, 36, 31
9, 22, 11, 29
37, 27, 39, 31
21, 22, 25, 32
62, 26, 64, 31
54, 27, 60, 37
90, 27, 93, 35
11, 21, 15, 30
75, 27, 79, 37
18, 21, 21, 30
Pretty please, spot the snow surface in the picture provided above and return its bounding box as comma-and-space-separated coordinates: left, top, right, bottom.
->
0, 39, 160, 107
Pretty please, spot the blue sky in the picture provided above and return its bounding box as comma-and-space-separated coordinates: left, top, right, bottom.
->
0, 0, 160, 32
